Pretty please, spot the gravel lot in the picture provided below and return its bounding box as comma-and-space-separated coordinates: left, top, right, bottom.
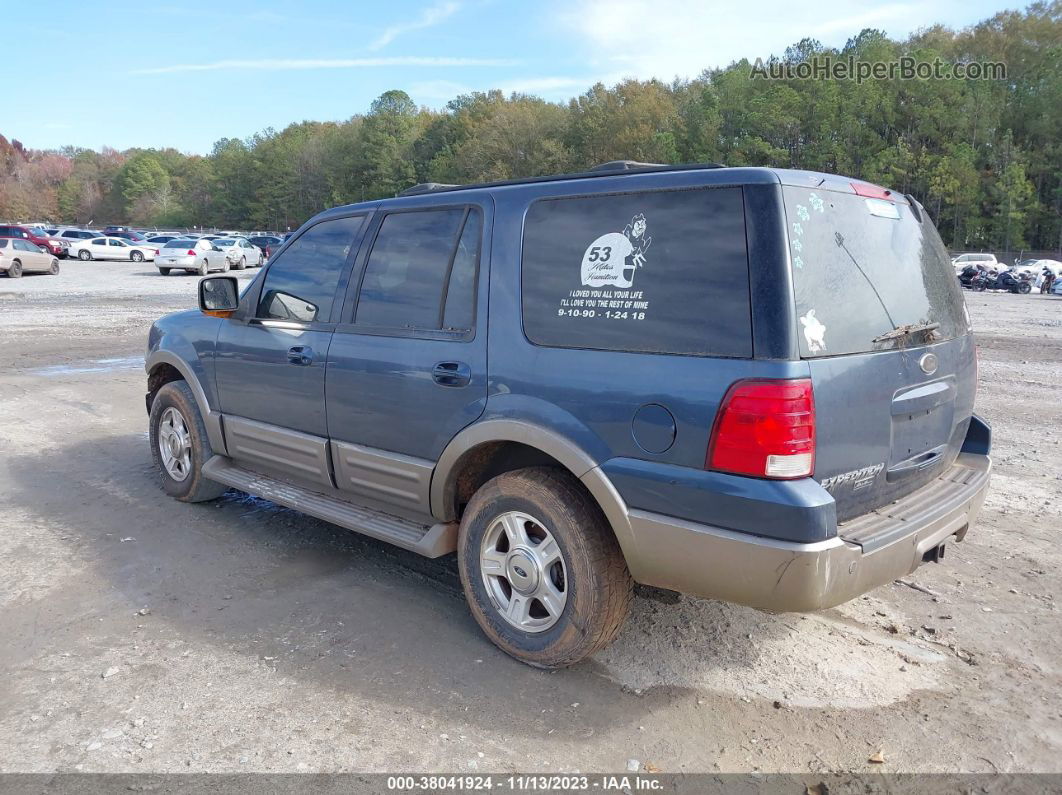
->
0, 259, 1059, 774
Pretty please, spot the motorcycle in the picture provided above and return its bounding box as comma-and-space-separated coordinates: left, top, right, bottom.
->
970, 268, 1032, 294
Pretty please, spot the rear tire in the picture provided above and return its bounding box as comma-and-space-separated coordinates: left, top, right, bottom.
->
457, 467, 633, 669
7, 260, 22, 278
131, 250, 144, 263
49, 259, 59, 275
149, 381, 227, 503
198, 260, 208, 276
78, 250, 91, 261
159, 267, 171, 275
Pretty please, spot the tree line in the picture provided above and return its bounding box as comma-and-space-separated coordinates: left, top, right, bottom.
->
0, 2, 1058, 252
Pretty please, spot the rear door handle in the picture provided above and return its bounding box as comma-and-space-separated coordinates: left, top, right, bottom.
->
287, 345, 314, 366
432, 361, 471, 387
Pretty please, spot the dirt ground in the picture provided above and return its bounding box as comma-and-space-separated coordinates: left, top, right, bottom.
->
0, 259, 1059, 775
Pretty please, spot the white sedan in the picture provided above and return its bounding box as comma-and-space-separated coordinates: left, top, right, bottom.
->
70, 236, 158, 262
210, 237, 263, 269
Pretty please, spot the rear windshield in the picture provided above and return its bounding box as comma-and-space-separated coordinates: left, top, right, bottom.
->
784, 187, 966, 358
163, 240, 191, 248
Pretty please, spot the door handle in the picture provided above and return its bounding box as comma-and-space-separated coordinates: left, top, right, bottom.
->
432, 361, 471, 387
287, 345, 314, 366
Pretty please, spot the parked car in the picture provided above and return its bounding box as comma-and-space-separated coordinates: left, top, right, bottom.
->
248, 235, 283, 258
154, 238, 230, 275
0, 224, 67, 257
69, 236, 158, 262
951, 252, 998, 273
106, 230, 151, 244
146, 235, 183, 247
0, 237, 60, 277
145, 162, 992, 668
57, 228, 102, 249
210, 237, 263, 269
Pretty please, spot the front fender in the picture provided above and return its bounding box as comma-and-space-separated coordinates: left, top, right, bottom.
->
145, 311, 225, 453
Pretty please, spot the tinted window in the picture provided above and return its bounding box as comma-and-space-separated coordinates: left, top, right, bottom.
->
91, 238, 105, 244
783, 187, 966, 358
164, 240, 190, 248
257, 215, 364, 323
0, 240, 7, 249
522, 187, 751, 357
355, 208, 471, 329
443, 211, 481, 331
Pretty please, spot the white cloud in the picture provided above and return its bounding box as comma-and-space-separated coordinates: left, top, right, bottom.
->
369, 1, 462, 51
554, 0, 948, 81
131, 56, 517, 76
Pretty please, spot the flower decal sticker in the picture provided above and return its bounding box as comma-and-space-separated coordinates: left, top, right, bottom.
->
809, 192, 825, 213
796, 205, 810, 221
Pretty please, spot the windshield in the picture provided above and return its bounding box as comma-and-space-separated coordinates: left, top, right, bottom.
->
784, 186, 966, 358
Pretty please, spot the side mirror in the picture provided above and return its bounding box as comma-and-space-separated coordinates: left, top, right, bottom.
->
199, 276, 239, 318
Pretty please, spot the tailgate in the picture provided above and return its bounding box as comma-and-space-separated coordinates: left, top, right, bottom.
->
809, 334, 976, 522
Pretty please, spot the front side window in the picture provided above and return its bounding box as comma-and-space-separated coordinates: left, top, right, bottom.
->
257, 215, 364, 323
522, 187, 751, 357
355, 207, 481, 331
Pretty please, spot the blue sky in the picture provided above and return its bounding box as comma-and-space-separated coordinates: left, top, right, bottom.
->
13, 0, 1018, 154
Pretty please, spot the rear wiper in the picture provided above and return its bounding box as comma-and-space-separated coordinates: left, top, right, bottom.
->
872, 321, 940, 343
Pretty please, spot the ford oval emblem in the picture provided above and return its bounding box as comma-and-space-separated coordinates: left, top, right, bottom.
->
919, 352, 938, 375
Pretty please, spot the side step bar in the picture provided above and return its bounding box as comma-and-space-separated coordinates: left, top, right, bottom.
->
202, 456, 457, 558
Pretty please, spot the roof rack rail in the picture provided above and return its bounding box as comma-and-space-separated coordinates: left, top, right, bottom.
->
392, 162, 728, 199
589, 160, 666, 171
399, 182, 459, 197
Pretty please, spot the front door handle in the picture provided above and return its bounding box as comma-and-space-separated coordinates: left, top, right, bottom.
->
287, 345, 314, 366
432, 361, 471, 387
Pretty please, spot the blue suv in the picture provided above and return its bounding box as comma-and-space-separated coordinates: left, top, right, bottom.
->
146, 162, 992, 668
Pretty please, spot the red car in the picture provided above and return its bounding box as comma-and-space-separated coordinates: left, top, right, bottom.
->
0, 225, 66, 257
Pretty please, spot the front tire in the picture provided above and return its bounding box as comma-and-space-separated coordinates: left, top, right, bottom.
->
78, 249, 92, 261
49, 259, 59, 275
149, 381, 227, 503
1018, 282, 1032, 294
457, 467, 632, 668
7, 260, 22, 278
131, 250, 144, 263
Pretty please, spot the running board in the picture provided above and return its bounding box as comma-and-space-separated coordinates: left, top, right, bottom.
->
202, 456, 457, 558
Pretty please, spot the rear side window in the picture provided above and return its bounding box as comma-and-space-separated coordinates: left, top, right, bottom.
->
521, 187, 751, 357
355, 207, 481, 331
257, 215, 364, 323
783, 187, 966, 358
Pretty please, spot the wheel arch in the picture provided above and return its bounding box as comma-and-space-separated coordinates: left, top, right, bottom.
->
145, 351, 227, 454
430, 419, 636, 563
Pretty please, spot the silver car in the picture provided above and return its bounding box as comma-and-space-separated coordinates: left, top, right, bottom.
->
155, 238, 231, 276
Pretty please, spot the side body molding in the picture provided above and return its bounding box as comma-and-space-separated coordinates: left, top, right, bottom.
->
429, 419, 638, 564
145, 350, 227, 455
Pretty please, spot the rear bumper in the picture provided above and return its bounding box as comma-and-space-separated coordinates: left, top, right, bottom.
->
621, 452, 991, 612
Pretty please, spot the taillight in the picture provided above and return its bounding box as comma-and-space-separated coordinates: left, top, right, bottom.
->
187, 249, 196, 256
707, 379, 815, 479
